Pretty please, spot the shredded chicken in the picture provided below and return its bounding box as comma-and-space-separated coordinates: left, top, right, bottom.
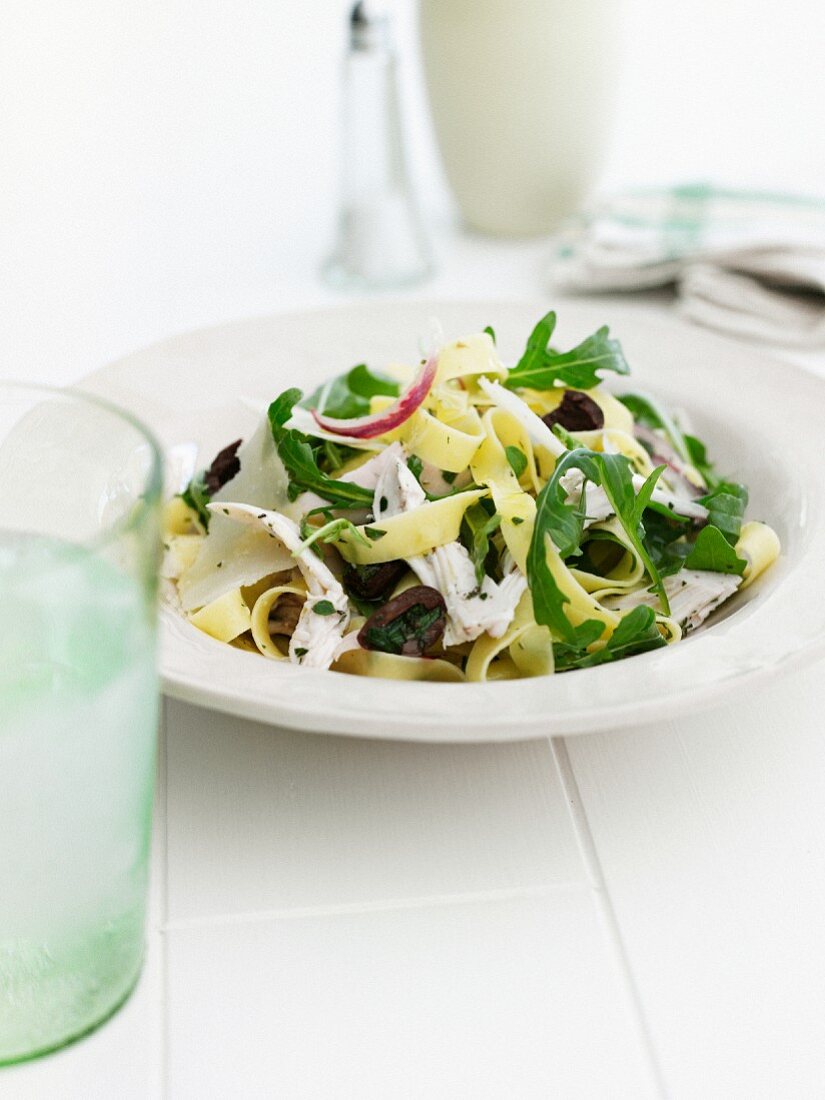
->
373, 457, 526, 645
208, 502, 349, 668
559, 467, 709, 532
558, 469, 614, 528
603, 569, 741, 632
337, 441, 405, 491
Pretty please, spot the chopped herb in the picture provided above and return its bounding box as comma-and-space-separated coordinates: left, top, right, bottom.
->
313, 600, 336, 616
294, 647, 308, 658
483, 325, 496, 343
364, 607, 441, 654
461, 503, 502, 584
442, 470, 458, 485
511, 516, 525, 526
379, 496, 388, 511
505, 445, 528, 479
358, 587, 447, 656
364, 527, 386, 541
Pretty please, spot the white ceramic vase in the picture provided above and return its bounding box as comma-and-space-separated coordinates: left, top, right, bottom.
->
419, 0, 618, 236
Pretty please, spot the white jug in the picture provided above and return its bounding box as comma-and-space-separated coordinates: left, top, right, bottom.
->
419, 0, 618, 236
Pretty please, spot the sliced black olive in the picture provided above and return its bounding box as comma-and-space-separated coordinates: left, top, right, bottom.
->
268, 593, 303, 636
542, 391, 604, 433
203, 439, 242, 494
343, 559, 408, 602
358, 585, 446, 656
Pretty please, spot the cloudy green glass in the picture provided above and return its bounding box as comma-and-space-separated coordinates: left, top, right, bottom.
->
0, 384, 163, 1064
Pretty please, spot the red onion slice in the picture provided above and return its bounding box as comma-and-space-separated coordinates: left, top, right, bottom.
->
310, 354, 437, 439
635, 424, 703, 498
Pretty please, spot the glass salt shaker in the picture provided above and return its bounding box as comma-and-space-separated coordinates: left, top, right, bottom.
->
323, 1, 434, 290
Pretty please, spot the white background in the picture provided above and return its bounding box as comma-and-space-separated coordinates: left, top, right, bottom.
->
2, 0, 823, 383
4, 4, 825, 1097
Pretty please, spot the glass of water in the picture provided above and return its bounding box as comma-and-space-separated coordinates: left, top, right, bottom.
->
0, 383, 163, 1064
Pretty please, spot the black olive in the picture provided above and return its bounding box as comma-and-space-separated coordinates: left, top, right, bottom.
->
358, 585, 447, 656
203, 439, 242, 494
343, 559, 408, 602
542, 391, 604, 433
267, 593, 303, 636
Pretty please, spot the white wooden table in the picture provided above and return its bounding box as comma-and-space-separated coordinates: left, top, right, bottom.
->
5, 235, 825, 1099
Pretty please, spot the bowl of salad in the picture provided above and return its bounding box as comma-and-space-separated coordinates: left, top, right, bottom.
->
81, 300, 822, 740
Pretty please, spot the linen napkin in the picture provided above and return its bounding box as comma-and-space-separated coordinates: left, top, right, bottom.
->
548, 185, 825, 346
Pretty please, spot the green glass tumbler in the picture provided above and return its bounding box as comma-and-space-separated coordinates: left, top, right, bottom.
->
0, 384, 163, 1064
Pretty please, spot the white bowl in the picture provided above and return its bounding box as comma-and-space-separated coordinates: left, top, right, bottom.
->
81, 301, 825, 741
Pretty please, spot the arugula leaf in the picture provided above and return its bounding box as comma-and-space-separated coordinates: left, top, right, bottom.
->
407, 454, 424, 482
535, 449, 601, 558
553, 606, 666, 671
506, 310, 630, 392
617, 392, 691, 463
684, 525, 747, 574
297, 516, 371, 555
268, 390, 374, 509
527, 448, 671, 639
180, 474, 211, 530
348, 363, 400, 400
461, 503, 502, 585
180, 439, 243, 531
299, 516, 324, 557
597, 455, 671, 614
527, 461, 597, 643
620, 394, 727, 494
505, 445, 528, 479
302, 364, 400, 420
318, 438, 362, 474
698, 482, 748, 544
683, 433, 720, 489
550, 619, 607, 668
577, 529, 631, 577
641, 510, 692, 578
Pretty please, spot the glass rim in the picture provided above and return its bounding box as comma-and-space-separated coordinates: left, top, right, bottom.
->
0, 380, 165, 551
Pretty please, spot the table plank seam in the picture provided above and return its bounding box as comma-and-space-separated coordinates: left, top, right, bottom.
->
551, 736, 669, 1099
158, 699, 171, 1100
161, 881, 590, 932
